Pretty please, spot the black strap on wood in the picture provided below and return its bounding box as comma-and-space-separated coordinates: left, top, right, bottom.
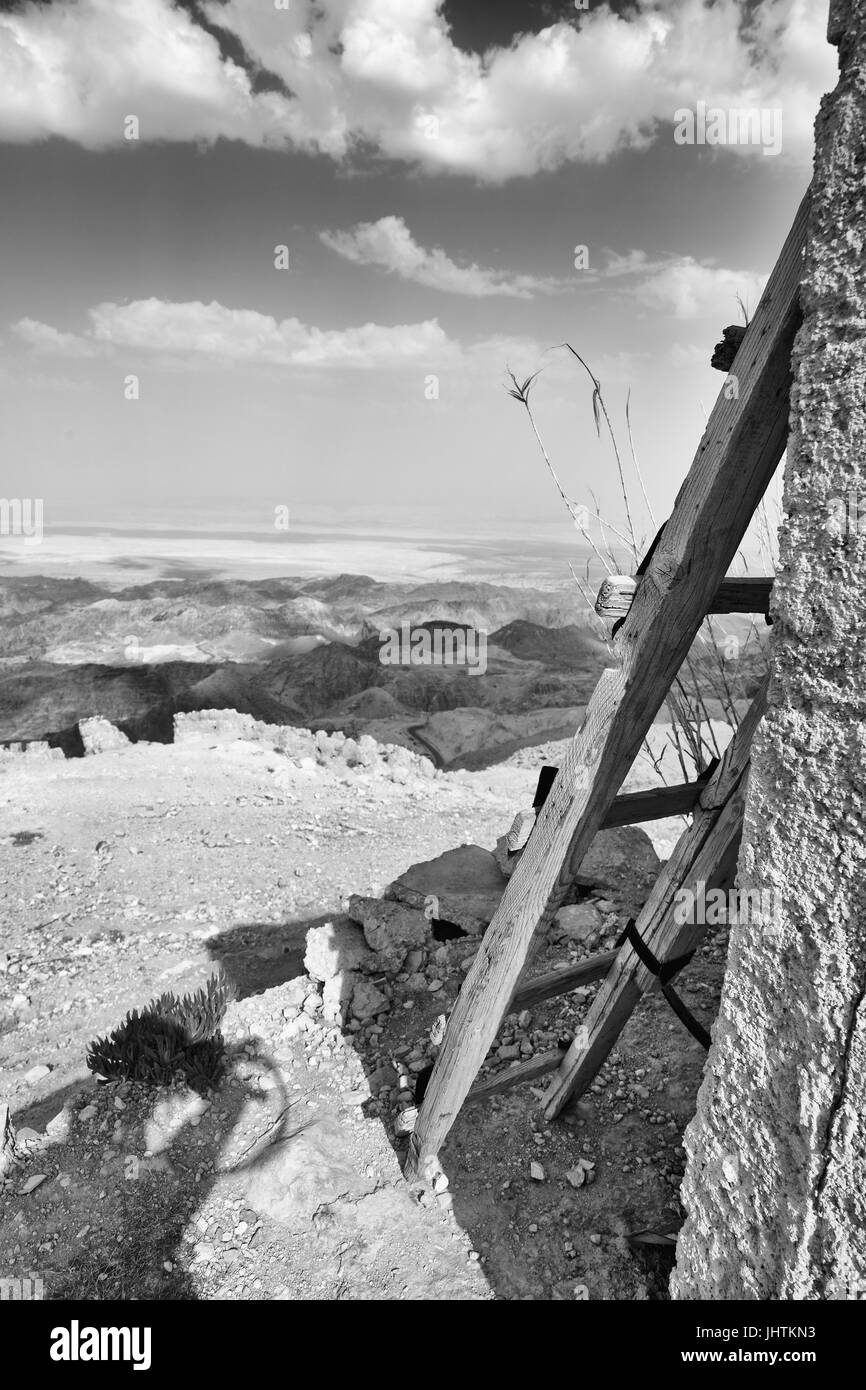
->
505, 765, 560, 859
616, 918, 711, 1050
532, 765, 559, 810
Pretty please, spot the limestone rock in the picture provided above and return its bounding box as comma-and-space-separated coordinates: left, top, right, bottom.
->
279, 976, 309, 1019
322, 971, 357, 1026
304, 920, 372, 983
0, 741, 64, 762
78, 717, 130, 754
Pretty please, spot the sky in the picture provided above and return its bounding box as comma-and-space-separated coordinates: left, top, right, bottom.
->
0, 0, 839, 578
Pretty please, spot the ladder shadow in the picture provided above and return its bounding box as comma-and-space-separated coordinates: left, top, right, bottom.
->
4, 1041, 297, 1301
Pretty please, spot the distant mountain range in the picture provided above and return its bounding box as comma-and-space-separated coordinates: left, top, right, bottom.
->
0, 572, 766, 768
0, 573, 614, 768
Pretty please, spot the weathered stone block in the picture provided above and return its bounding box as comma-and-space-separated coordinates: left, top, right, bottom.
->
304, 920, 372, 982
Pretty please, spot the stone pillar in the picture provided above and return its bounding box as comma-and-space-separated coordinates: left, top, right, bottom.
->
672, 0, 866, 1300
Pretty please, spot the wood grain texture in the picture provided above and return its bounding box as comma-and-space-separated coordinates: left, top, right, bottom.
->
596, 575, 774, 620
542, 784, 749, 1118
467, 1050, 564, 1101
601, 780, 704, 826
541, 680, 767, 1118
510, 950, 618, 1012
404, 191, 806, 1178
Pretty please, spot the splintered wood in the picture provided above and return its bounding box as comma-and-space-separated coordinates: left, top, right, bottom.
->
403, 190, 808, 1182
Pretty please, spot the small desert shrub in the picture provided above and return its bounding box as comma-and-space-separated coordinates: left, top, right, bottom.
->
86, 970, 236, 1092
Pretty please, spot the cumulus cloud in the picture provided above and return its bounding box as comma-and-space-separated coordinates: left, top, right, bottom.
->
12, 317, 103, 357
320, 215, 567, 297
10, 298, 543, 373
631, 258, 766, 319
603, 250, 766, 319
0, 0, 836, 179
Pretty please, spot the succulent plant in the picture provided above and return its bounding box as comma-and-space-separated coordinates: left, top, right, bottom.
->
86, 970, 236, 1092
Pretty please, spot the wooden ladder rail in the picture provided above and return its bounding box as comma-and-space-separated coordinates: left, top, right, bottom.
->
404, 190, 808, 1181
464, 679, 766, 1108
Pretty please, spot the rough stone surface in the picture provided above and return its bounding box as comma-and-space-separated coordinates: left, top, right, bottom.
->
280, 976, 309, 1018
243, 1115, 377, 1231
551, 901, 603, 943
78, 717, 130, 754
350, 979, 390, 1022
571, 826, 660, 914
387, 844, 509, 933
496, 824, 659, 916
303, 920, 372, 982
0, 741, 63, 762
171, 710, 436, 781
673, 4, 866, 1301
321, 970, 358, 1025
348, 895, 429, 965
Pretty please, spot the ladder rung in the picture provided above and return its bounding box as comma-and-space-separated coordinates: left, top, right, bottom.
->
468, 1049, 563, 1101
601, 781, 703, 827
595, 575, 773, 621
511, 950, 617, 1012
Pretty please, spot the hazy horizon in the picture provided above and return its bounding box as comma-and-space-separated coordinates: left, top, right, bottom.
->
0, 0, 832, 580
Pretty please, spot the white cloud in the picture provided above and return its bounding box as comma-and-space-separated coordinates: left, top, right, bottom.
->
10, 299, 545, 373
320, 215, 567, 297
12, 317, 102, 357
602, 250, 766, 319
633, 259, 766, 319
0, 0, 837, 179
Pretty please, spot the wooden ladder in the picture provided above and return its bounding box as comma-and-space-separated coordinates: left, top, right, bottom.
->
404, 188, 809, 1182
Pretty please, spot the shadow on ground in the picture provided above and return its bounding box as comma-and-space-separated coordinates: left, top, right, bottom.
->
4, 905, 687, 1301
205, 912, 677, 1301
4, 1040, 308, 1301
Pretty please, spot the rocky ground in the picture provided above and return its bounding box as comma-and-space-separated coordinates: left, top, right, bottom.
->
0, 713, 730, 1301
